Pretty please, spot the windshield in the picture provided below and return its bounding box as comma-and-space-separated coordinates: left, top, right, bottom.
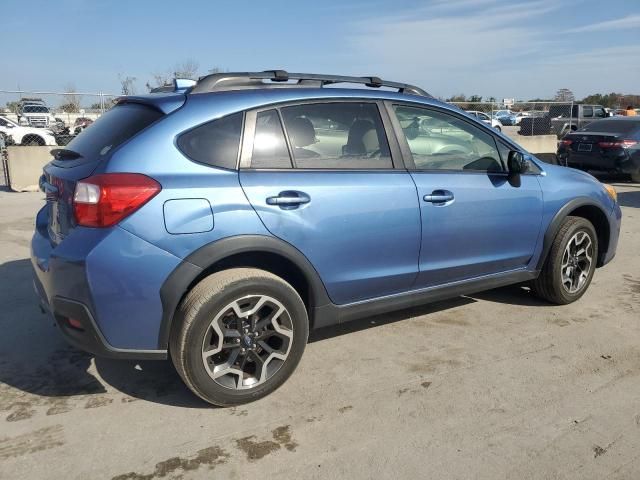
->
23, 105, 49, 113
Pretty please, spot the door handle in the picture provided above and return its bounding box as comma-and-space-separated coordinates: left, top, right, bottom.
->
266, 191, 311, 207
423, 190, 454, 204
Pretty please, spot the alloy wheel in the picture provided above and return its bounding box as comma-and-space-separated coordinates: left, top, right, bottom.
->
561, 231, 594, 294
201, 295, 293, 390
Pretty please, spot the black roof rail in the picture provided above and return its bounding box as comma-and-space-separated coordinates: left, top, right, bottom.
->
189, 70, 431, 97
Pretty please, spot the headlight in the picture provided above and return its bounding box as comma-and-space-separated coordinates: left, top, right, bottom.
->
603, 184, 617, 203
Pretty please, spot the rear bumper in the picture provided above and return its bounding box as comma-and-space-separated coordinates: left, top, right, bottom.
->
35, 293, 166, 360
31, 205, 179, 358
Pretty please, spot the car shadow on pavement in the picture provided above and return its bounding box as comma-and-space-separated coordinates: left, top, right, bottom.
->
468, 284, 551, 307
0, 258, 208, 411
309, 296, 476, 343
0, 256, 551, 412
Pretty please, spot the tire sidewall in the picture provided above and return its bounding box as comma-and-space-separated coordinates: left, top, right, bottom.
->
179, 276, 308, 406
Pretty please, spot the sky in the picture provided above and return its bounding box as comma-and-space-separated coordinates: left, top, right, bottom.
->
3, 0, 639, 100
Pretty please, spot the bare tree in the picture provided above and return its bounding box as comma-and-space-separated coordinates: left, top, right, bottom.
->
174, 59, 199, 80
118, 74, 137, 96
60, 83, 82, 113
147, 59, 201, 91
554, 88, 575, 103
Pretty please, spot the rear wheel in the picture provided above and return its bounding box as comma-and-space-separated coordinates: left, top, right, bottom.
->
532, 216, 597, 304
170, 268, 308, 406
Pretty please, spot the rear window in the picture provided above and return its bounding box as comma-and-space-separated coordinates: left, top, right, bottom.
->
580, 119, 640, 134
178, 112, 243, 170
64, 103, 163, 159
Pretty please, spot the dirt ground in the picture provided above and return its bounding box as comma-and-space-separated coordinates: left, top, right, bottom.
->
0, 179, 639, 480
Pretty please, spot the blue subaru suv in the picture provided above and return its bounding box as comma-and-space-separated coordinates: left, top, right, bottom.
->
32, 71, 621, 406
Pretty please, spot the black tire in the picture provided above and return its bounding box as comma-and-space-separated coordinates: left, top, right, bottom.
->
22, 135, 45, 146
170, 268, 308, 406
531, 216, 598, 304
494, 125, 501, 132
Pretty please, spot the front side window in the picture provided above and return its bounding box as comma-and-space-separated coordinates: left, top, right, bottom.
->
393, 105, 504, 172
279, 102, 392, 169
178, 112, 243, 169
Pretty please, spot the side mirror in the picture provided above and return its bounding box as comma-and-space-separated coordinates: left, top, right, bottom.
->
508, 151, 529, 174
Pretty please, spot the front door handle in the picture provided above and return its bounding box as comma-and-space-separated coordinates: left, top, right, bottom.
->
266, 191, 311, 207
423, 190, 454, 204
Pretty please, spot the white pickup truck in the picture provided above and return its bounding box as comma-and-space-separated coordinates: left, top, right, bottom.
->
17, 99, 57, 128
0, 116, 57, 145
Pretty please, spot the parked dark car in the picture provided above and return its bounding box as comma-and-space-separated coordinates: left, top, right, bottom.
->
72, 117, 94, 134
557, 117, 640, 182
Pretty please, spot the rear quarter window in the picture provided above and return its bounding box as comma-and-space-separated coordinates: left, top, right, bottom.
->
64, 103, 163, 160
178, 112, 243, 170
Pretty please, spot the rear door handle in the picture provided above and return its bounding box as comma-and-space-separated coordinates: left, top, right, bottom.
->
266, 191, 311, 207
423, 190, 454, 204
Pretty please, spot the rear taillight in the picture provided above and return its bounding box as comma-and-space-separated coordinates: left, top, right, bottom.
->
560, 139, 573, 146
73, 173, 161, 227
598, 140, 638, 149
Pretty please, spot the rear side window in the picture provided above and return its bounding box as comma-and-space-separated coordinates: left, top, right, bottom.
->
65, 103, 163, 159
250, 110, 292, 169
279, 102, 392, 169
582, 106, 593, 118
178, 112, 243, 169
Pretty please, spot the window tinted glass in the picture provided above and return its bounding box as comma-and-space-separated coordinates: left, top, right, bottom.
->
280, 102, 392, 169
23, 105, 49, 113
593, 106, 606, 118
581, 119, 640, 134
583, 106, 593, 118
66, 103, 163, 160
393, 105, 504, 172
250, 110, 292, 168
178, 112, 243, 169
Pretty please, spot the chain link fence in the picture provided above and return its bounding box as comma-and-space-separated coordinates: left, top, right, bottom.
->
0, 90, 119, 146
0, 89, 600, 150
1, 140, 9, 188
449, 101, 576, 137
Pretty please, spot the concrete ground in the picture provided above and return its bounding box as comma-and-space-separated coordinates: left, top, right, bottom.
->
0, 179, 639, 480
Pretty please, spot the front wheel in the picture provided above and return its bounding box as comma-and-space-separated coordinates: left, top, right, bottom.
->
22, 135, 45, 146
531, 216, 598, 304
170, 268, 308, 406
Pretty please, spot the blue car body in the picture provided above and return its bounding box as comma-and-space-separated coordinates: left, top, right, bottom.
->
31, 81, 621, 359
